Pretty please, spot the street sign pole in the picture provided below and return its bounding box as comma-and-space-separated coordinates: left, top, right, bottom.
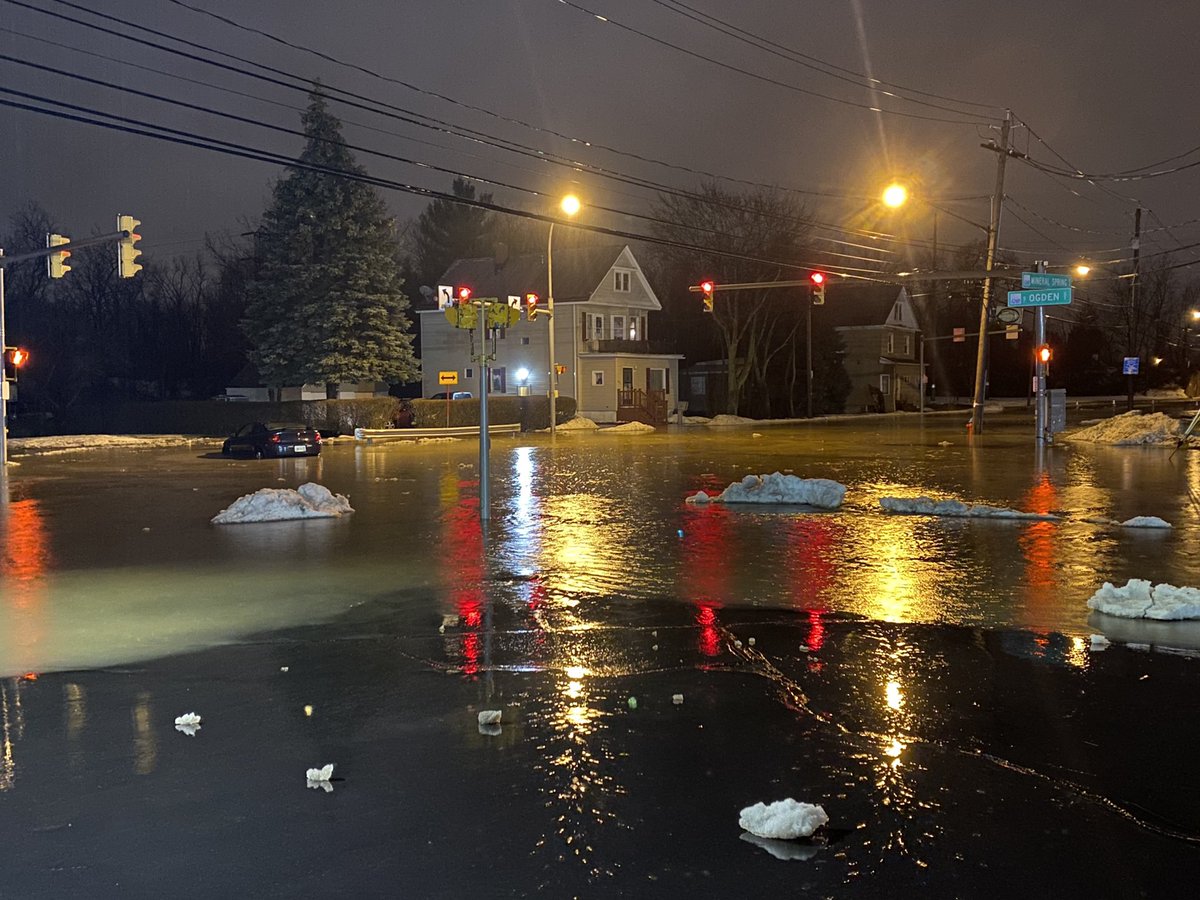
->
1034, 263, 1048, 446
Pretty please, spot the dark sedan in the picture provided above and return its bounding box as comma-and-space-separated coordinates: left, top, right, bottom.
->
221, 422, 321, 459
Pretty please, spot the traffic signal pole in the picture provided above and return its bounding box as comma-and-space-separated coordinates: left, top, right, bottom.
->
0, 248, 8, 472
1034, 261, 1049, 446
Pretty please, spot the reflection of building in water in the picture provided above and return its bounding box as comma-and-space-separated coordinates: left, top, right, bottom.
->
132, 691, 157, 776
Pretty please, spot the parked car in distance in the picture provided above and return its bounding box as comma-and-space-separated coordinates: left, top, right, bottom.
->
221, 422, 321, 458
429, 391, 473, 400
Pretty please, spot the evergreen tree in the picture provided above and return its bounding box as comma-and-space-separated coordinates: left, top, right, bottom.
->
410, 177, 494, 289
243, 89, 418, 388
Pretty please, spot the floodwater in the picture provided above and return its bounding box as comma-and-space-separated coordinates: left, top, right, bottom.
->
3, 416, 1200, 896
3, 416, 1198, 676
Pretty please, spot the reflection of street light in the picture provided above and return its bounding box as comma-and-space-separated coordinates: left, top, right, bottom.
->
547, 194, 581, 435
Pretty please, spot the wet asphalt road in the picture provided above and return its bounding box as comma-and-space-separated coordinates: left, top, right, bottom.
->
2, 413, 1200, 896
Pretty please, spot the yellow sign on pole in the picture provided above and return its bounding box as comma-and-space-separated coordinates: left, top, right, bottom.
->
438, 371, 459, 386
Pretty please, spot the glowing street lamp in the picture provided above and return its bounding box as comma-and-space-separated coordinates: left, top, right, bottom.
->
881, 182, 909, 209
547, 194, 582, 434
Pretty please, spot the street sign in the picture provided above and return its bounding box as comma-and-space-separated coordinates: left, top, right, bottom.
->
1021, 271, 1071, 290
953, 327, 966, 343
1123, 357, 1140, 375
1007, 287, 1072, 308
995, 307, 1022, 325
439, 371, 459, 385
1005, 324, 1019, 340
437, 285, 454, 310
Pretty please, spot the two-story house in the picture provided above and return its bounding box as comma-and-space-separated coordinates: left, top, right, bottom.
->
419, 245, 683, 424
820, 285, 924, 412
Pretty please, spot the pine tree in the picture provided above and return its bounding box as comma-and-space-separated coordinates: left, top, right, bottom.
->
411, 177, 494, 289
243, 89, 418, 388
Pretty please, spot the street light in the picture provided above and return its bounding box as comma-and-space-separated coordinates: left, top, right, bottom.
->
547, 193, 581, 434
881, 182, 909, 209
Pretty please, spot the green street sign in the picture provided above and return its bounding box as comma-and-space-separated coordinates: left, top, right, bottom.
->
1007, 287, 1072, 308
1022, 271, 1071, 290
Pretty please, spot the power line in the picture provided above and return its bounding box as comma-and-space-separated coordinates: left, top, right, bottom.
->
551, 0, 994, 125
0, 86, 894, 280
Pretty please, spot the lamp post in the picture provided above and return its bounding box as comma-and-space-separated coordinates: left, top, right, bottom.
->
882, 182, 938, 413
547, 194, 581, 435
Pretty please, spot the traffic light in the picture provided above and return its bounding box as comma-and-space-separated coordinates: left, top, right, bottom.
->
3, 346, 29, 381
700, 280, 715, 313
456, 286, 472, 304
1036, 344, 1052, 364
46, 233, 71, 279
810, 271, 826, 305
525, 292, 541, 320
117, 215, 143, 278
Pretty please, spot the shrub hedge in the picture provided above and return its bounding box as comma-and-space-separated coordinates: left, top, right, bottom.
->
411, 395, 576, 430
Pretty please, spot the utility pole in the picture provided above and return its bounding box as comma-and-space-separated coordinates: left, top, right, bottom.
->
1034, 260, 1049, 445
1126, 207, 1142, 410
970, 110, 1013, 435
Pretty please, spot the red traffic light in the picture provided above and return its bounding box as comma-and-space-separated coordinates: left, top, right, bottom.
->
525, 292, 539, 307
699, 280, 714, 295
456, 286, 472, 303
9, 347, 29, 367
1036, 344, 1052, 364
809, 271, 826, 285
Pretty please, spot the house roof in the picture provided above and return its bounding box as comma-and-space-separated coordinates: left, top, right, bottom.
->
814, 285, 921, 329
434, 245, 629, 307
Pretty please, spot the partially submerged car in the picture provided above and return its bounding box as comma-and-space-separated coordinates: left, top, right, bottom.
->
222, 422, 321, 458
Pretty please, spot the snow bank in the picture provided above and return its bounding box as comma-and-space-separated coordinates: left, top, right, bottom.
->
689, 473, 847, 509
880, 496, 1056, 520
602, 421, 656, 433
739, 799, 828, 840
557, 416, 599, 431
683, 415, 713, 425
707, 414, 757, 426
1087, 579, 1200, 620
212, 482, 354, 525
1065, 411, 1180, 445
10, 434, 217, 454
1143, 387, 1189, 399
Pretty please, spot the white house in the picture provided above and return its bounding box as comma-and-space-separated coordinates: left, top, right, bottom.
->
419, 245, 683, 424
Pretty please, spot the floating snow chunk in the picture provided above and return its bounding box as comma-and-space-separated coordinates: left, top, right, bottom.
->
211, 482, 353, 524
1065, 411, 1181, 445
672, 694, 684, 705
306, 763, 335, 792
752, 432, 763, 438
685, 491, 713, 504
557, 416, 600, 431
602, 421, 655, 434
1088, 579, 1200, 620
174, 711, 202, 736
739, 799, 829, 840
1090, 634, 1111, 651
707, 414, 755, 426
880, 496, 1056, 520
1121, 516, 1172, 529
716, 473, 847, 509
937, 441, 953, 447
477, 710, 502, 726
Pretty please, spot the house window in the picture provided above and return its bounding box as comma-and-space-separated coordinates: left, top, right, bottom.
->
622, 367, 634, 389
593, 315, 604, 340
612, 316, 625, 341
592, 370, 605, 386
648, 368, 666, 391
614, 269, 632, 292
466, 368, 474, 379
886, 332, 895, 354
880, 374, 891, 396
903, 334, 911, 355
491, 367, 506, 394
629, 318, 638, 340
521, 337, 529, 345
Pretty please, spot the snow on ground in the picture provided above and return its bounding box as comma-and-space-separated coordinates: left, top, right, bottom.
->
1064, 411, 1181, 445
706, 414, 757, 426
211, 482, 353, 525
1142, 387, 1189, 399
1088, 579, 1200, 620
9, 434, 218, 454
739, 799, 829, 840
880, 496, 1057, 520
601, 421, 656, 433
557, 416, 600, 431
687, 472, 847, 509
682, 415, 713, 425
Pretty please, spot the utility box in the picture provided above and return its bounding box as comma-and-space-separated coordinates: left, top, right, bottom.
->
1049, 389, 1067, 434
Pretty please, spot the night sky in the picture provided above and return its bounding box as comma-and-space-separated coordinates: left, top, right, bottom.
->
2, 0, 1199, 278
